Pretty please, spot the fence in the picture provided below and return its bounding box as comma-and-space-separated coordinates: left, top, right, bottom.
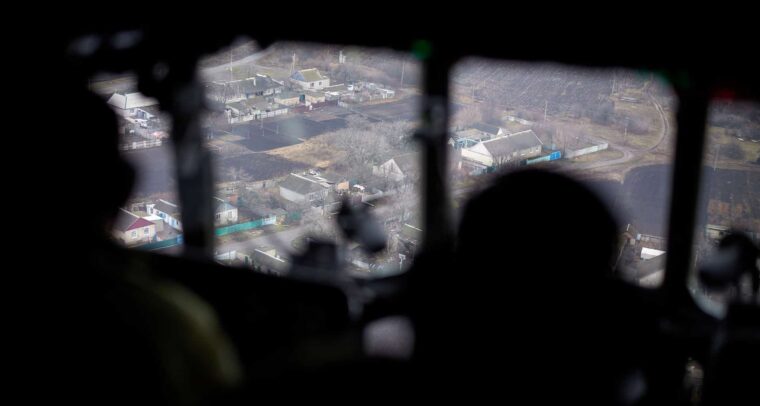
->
119, 139, 162, 151
139, 234, 183, 251
137, 211, 301, 251
565, 143, 609, 159
525, 150, 562, 165
215, 215, 276, 236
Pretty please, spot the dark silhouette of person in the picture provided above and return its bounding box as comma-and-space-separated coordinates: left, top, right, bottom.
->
452, 169, 656, 404
37, 82, 242, 405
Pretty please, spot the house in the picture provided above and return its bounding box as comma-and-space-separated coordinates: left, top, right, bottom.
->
274, 91, 302, 106
148, 199, 182, 230
247, 99, 288, 119
279, 173, 331, 204
224, 101, 252, 123
290, 68, 330, 90
461, 130, 543, 172
113, 208, 156, 246
304, 90, 326, 105
213, 197, 238, 226
207, 76, 285, 103
373, 153, 419, 182
224, 98, 288, 123
107, 92, 158, 114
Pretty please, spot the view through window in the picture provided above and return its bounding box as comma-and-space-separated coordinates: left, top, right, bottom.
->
449, 58, 677, 287
200, 40, 422, 277
91, 73, 183, 255
691, 100, 760, 314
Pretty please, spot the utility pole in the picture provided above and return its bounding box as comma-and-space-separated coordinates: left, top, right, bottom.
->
713, 144, 721, 171
624, 117, 629, 146
400, 59, 406, 89
290, 52, 296, 75
544, 100, 548, 121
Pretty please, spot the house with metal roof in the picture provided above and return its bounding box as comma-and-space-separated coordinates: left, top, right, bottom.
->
290, 68, 330, 90
113, 208, 156, 246
278, 173, 331, 204
461, 130, 543, 172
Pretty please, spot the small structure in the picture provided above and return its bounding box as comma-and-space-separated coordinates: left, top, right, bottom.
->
113, 208, 156, 246
148, 199, 182, 231
213, 197, 238, 226
471, 122, 505, 138
290, 68, 330, 90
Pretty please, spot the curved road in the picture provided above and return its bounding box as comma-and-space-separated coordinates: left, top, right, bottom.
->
571, 92, 671, 171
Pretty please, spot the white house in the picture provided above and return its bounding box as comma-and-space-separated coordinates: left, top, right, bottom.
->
214, 197, 238, 226
290, 68, 330, 90
461, 130, 543, 171
148, 199, 182, 231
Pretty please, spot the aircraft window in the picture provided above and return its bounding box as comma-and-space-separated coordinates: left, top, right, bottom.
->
450, 58, 677, 286
91, 72, 184, 255
200, 40, 422, 277
691, 99, 760, 314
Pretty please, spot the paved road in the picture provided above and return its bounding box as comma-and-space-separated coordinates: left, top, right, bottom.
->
215, 224, 307, 256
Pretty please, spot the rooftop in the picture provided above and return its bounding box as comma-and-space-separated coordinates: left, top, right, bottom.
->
480, 130, 543, 158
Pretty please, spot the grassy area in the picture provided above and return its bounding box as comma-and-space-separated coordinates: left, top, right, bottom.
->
266, 134, 347, 168
706, 126, 760, 165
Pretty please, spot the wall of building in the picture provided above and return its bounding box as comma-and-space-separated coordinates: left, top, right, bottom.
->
461, 143, 493, 167
215, 208, 238, 225
115, 225, 155, 246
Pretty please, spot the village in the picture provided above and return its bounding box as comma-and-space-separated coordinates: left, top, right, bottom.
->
93, 42, 760, 283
